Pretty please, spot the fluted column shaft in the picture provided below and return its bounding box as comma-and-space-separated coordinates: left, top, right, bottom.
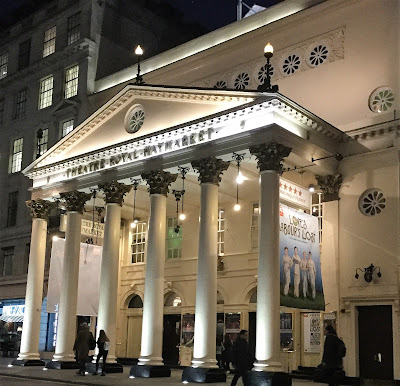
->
53, 211, 83, 361
191, 157, 229, 369
250, 141, 291, 372
97, 181, 131, 363
139, 194, 166, 365
96, 203, 121, 363
18, 200, 54, 361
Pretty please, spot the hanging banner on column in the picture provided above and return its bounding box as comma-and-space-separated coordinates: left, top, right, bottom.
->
47, 238, 103, 316
279, 204, 324, 310
303, 312, 321, 353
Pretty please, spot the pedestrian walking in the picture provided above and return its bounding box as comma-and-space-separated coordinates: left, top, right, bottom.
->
231, 330, 252, 386
94, 329, 110, 376
73, 322, 95, 376
222, 334, 233, 372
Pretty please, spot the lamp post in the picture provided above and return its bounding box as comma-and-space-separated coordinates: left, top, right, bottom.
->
135, 45, 144, 85
36, 129, 43, 159
257, 43, 279, 92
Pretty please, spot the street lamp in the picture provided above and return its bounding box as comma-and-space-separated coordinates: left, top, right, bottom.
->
257, 42, 279, 92
134, 45, 144, 85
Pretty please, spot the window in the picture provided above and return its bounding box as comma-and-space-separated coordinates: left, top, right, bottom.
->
251, 203, 259, 251
166, 217, 182, 259
36, 128, 48, 158
11, 138, 23, 173
38, 76, 53, 109
131, 222, 146, 264
61, 119, 74, 137
0, 52, 8, 79
64, 65, 79, 99
0, 99, 4, 124
43, 26, 56, 57
217, 208, 225, 255
15, 89, 27, 118
1, 247, 14, 276
18, 39, 31, 70
7, 192, 18, 227
67, 12, 80, 45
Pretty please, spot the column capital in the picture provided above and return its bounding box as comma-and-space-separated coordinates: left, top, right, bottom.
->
249, 141, 291, 174
191, 156, 230, 185
60, 191, 92, 213
99, 181, 131, 205
141, 170, 177, 196
25, 199, 56, 220
316, 173, 342, 202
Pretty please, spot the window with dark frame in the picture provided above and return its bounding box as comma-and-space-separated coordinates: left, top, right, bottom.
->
18, 39, 31, 70
7, 191, 18, 227
1, 246, 14, 276
0, 52, 8, 79
36, 128, 48, 158
15, 89, 27, 118
11, 138, 23, 173
43, 26, 56, 57
67, 12, 80, 45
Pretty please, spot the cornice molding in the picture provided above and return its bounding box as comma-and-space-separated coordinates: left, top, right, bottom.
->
345, 119, 400, 141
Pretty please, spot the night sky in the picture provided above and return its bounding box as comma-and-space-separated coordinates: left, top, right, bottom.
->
0, 0, 283, 33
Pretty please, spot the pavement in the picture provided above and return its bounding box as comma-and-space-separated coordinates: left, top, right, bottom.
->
0, 358, 321, 385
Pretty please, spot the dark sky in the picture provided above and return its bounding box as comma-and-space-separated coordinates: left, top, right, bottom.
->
0, 0, 283, 33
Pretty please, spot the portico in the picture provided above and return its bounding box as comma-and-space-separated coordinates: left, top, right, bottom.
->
20, 85, 344, 381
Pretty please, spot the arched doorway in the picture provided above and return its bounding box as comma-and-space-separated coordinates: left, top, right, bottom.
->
163, 291, 182, 366
126, 294, 143, 359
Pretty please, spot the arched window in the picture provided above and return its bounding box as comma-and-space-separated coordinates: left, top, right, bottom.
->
164, 291, 182, 307
217, 291, 224, 305
128, 294, 143, 308
250, 290, 257, 304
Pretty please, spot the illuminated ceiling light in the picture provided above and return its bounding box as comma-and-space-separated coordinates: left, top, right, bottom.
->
130, 178, 141, 230
179, 213, 186, 221
308, 184, 315, 193
52, 235, 59, 241
232, 152, 245, 212
135, 45, 143, 56
174, 166, 190, 227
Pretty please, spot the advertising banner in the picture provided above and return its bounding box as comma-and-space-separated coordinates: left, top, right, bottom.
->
47, 238, 103, 316
279, 204, 324, 310
303, 312, 321, 353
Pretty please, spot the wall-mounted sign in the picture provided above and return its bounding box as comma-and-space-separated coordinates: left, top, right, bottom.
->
59, 216, 104, 239
303, 312, 321, 353
2, 305, 25, 317
279, 177, 310, 210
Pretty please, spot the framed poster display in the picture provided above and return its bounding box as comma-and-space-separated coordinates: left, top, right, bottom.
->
303, 312, 321, 353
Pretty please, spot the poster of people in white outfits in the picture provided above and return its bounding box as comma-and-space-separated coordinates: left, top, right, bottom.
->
279, 204, 324, 310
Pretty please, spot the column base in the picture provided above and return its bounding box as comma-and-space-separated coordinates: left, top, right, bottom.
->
45, 361, 80, 370
182, 367, 227, 383
244, 370, 292, 386
86, 362, 123, 373
130, 364, 171, 378
12, 359, 45, 367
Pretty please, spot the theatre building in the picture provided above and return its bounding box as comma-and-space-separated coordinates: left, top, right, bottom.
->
12, 0, 400, 383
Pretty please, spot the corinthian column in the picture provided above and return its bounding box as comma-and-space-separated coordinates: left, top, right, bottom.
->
182, 157, 229, 384
97, 181, 131, 370
131, 170, 176, 379
14, 200, 55, 366
248, 141, 292, 384
49, 191, 91, 369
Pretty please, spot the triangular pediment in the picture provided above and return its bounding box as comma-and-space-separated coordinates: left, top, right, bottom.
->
30, 85, 258, 170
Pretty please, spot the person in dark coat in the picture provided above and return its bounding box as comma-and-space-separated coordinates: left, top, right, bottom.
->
94, 329, 109, 376
316, 325, 346, 386
231, 330, 252, 386
73, 323, 95, 376
222, 334, 233, 372
321, 325, 345, 369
